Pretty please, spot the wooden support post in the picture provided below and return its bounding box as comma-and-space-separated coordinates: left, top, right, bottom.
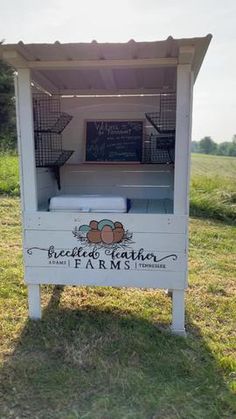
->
174, 63, 194, 216
28, 284, 41, 319
171, 290, 186, 336
15, 68, 37, 212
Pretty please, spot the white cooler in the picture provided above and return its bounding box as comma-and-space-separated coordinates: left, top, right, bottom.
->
49, 195, 127, 213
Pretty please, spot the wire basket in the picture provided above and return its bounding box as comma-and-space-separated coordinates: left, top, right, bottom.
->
35, 138, 73, 167
142, 134, 175, 164
33, 94, 74, 168
145, 93, 176, 134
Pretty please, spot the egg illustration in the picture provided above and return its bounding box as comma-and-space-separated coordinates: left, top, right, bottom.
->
114, 222, 123, 229
113, 227, 124, 243
79, 224, 90, 233
101, 225, 114, 244
90, 220, 98, 230
98, 219, 115, 231
87, 229, 101, 243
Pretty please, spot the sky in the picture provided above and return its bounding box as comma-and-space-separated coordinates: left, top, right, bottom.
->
0, 0, 235, 143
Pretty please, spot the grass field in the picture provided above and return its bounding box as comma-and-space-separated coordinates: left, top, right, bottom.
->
0, 154, 19, 196
0, 153, 235, 418
190, 154, 236, 222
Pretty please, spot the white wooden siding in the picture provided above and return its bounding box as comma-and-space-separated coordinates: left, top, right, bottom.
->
25, 267, 187, 290
60, 164, 174, 200
23, 211, 187, 289
24, 212, 187, 233
24, 230, 185, 252
24, 249, 185, 270
36, 168, 57, 208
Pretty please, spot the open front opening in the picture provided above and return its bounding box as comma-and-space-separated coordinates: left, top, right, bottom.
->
33, 67, 176, 214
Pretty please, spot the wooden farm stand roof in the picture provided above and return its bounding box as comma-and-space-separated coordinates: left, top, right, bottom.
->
0, 35, 212, 95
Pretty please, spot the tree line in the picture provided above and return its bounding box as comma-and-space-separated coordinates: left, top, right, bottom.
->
0, 57, 16, 150
192, 136, 236, 157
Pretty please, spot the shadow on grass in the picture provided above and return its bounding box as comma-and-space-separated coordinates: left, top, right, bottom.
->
1, 286, 235, 419
190, 202, 236, 226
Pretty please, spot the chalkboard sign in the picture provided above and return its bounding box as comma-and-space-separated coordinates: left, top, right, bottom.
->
85, 120, 143, 162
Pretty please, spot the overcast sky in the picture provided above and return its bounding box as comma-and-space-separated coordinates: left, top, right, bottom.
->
1, 0, 235, 143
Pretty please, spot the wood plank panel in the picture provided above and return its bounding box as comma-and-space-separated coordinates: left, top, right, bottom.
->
60, 164, 174, 199
24, 248, 186, 272
24, 212, 187, 233
24, 230, 186, 252
60, 186, 172, 199
62, 168, 173, 186
25, 267, 187, 290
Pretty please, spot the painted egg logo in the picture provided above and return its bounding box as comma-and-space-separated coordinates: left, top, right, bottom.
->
72, 219, 133, 248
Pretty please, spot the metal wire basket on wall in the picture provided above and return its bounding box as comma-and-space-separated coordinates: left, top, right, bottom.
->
145, 93, 176, 134
33, 94, 74, 169
142, 134, 175, 164
143, 93, 176, 163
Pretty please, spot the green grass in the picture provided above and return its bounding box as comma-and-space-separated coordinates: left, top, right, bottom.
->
0, 198, 235, 418
0, 153, 236, 418
0, 153, 19, 196
190, 154, 236, 223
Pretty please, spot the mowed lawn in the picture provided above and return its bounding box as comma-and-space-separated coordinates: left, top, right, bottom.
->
0, 154, 235, 418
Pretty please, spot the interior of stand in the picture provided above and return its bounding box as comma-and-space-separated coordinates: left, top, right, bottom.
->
33, 66, 176, 214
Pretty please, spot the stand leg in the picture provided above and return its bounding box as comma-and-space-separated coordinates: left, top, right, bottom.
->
171, 289, 186, 337
28, 284, 41, 320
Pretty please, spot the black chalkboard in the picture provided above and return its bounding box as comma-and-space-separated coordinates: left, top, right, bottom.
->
86, 120, 143, 162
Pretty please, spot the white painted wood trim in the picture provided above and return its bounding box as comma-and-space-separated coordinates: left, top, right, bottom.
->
15, 69, 37, 211
28, 284, 41, 319
14, 73, 25, 212
2, 50, 28, 68
178, 46, 195, 65
171, 289, 186, 336
26, 57, 177, 70
60, 88, 174, 96
174, 64, 193, 215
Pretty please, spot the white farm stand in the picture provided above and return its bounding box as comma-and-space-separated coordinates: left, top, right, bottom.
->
0, 36, 211, 335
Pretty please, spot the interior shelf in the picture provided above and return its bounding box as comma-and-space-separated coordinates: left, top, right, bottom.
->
39, 198, 173, 214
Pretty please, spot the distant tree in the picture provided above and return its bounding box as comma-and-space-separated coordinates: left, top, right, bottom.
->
192, 134, 236, 157
217, 136, 236, 157
0, 50, 16, 150
217, 141, 231, 156
191, 140, 199, 153
228, 139, 236, 156
198, 136, 218, 155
